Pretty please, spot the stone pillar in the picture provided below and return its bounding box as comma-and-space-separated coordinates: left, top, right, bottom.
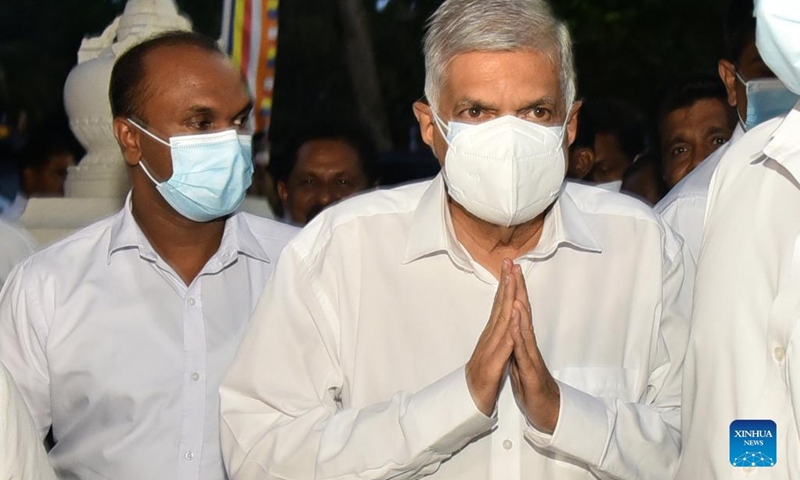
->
63, 0, 192, 198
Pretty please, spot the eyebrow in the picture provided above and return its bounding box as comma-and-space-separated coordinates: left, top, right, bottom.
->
704, 125, 731, 137
182, 101, 254, 118
452, 96, 557, 112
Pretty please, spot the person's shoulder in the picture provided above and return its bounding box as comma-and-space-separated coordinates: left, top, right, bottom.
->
18, 212, 118, 274
288, 179, 433, 252
715, 116, 784, 180
564, 181, 660, 225
237, 212, 299, 243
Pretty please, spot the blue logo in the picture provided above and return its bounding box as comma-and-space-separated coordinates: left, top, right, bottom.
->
730, 420, 777, 467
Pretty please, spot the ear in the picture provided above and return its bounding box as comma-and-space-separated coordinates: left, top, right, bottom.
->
113, 117, 143, 167
718, 59, 739, 108
568, 147, 595, 180
277, 179, 289, 205
413, 101, 436, 151
566, 100, 583, 147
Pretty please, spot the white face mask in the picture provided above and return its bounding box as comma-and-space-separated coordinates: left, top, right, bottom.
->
756, 0, 800, 96
432, 111, 568, 227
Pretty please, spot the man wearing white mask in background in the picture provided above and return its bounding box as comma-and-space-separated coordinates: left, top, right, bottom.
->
675, 0, 800, 476
0, 31, 297, 479
220, 0, 693, 478
655, 0, 798, 262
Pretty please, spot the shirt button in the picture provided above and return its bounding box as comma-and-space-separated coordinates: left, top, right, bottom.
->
184, 450, 194, 461
502, 439, 513, 450
774, 346, 786, 362
191, 372, 200, 381
187, 298, 196, 307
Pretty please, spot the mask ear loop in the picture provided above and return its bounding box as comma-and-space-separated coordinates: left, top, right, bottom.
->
429, 108, 456, 148
732, 72, 750, 131
126, 118, 170, 185
127, 118, 172, 147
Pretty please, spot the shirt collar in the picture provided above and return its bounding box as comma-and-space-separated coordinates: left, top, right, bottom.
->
402, 175, 601, 267
763, 101, 800, 182
108, 193, 271, 265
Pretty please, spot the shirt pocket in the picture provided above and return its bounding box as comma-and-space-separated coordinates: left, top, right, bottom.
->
553, 366, 640, 402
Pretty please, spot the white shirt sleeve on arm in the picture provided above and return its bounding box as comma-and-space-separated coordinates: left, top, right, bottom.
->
220, 244, 496, 480
524, 223, 693, 480
0, 363, 56, 480
0, 261, 53, 440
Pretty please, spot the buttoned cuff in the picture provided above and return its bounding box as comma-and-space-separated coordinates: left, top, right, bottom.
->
408, 365, 497, 454
523, 380, 610, 467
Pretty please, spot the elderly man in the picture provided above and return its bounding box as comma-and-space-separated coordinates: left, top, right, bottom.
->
675, 0, 800, 476
0, 31, 296, 479
221, 0, 692, 478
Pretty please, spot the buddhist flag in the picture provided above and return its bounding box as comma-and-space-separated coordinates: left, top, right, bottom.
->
220, 0, 280, 133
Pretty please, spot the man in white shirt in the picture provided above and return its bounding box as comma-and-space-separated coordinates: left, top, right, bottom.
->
220, 1, 693, 478
655, 0, 797, 261
675, 0, 800, 476
0, 363, 55, 480
0, 31, 296, 480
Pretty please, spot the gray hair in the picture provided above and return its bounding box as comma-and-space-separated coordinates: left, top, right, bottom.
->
423, 0, 576, 114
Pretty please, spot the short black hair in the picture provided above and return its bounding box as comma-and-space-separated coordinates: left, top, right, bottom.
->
722, 0, 755, 63
572, 97, 646, 161
109, 30, 225, 119
657, 74, 730, 131
20, 121, 83, 172
273, 124, 378, 184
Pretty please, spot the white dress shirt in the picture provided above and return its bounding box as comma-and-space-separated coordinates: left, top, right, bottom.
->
0, 362, 55, 480
655, 124, 744, 263
676, 105, 800, 478
0, 198, 297, 480
221, 176, 693, 480
0, 218, 34, 286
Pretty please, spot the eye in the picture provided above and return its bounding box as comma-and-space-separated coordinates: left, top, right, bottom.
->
712, 136, 728, 146
670, 146, 688, 158
533, 107, 550, 119
467, 107, 482, 118
233, 115, 249, 129
337, 178, 352, 187
189, 118, 213, 131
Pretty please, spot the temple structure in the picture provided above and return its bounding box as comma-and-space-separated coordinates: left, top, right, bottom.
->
19, 0, 273, 247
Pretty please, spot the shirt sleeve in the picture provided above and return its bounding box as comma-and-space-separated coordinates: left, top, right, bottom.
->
524, 221, 694, 480
220, 243, 496, 480
0, 260, 53, 440
655, 195, 706, 266
0, 363, 56, 480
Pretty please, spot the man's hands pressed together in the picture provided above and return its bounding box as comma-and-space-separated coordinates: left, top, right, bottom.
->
466, 259, 560, 434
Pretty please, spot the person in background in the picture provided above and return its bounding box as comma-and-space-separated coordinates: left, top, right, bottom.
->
655, 0, 797, 261
657, 74, 737, 190
274, 124, 377, 226
219, 0, 693, 478
0, 31, 297, 480
0, 123, 82, 221
675, 0, 800, 476
567, 96, 646, 191
621, 151, 669, 205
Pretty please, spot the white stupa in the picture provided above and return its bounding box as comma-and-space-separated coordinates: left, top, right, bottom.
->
19, 0, 273, 247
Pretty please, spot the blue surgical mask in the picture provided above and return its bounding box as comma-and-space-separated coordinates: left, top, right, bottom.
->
128, 119, 253, 222
736, 73, 799, 130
